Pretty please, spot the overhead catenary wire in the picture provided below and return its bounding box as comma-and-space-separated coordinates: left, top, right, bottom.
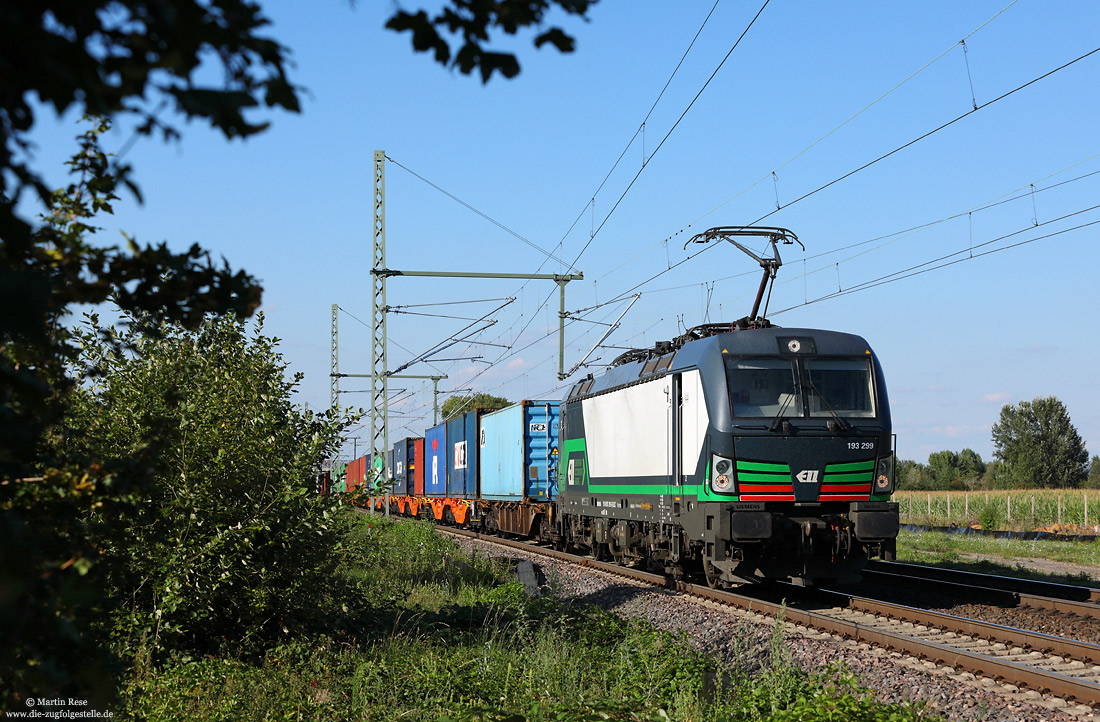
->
590, 0, 1022, 286
384, 154, 577, 272
537, 42, 1100, 385
771, 210, 1100, 314
439, 0, 747, 385
379, 5, 1092, 426
582, 44, 1100, 314
747, 45, 1100, 229
566, 0, 773, 270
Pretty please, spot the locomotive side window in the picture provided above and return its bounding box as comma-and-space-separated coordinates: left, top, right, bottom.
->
726, 358, 801, 417
804, 358, 875, 418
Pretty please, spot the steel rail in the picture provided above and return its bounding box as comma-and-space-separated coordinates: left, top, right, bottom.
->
430, 525, 1100, 707
868, 560, 1100, 605
812, 586, 1100, 665
860, 567, 1100, 618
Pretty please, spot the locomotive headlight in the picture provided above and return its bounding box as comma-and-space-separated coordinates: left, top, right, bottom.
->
711, 454, 736, 494
874, 456, 894, 493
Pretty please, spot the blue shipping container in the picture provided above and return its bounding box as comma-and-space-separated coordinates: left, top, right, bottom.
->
446, 411, 479, 498
425, 423, 448, 497
479, 400, 560, 501
392, 437, 419, 496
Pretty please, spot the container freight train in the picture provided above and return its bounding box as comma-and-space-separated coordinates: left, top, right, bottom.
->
349, 400, 562, 538
338, 322, 898, 586
339, 228, 900, 585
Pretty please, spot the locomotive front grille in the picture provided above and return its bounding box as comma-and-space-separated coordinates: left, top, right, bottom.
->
818, 460, 875, 501
736, 460, 794, 501
735, 458, 875, 501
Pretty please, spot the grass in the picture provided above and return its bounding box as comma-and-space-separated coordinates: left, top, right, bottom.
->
122, 515, 941, 721
895, 529, 1100, 587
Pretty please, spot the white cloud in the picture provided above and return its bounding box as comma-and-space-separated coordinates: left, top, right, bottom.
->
983, 392, 1011, 403
929, 424, 989, 438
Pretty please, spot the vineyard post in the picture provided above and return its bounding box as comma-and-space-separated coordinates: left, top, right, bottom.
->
1058, 495, 1062, 526
927, 493, 931, 520
1031, 494, 1035, 522
947, 494, 951, 519
1085, 494, 1089, 527
1007, 495, 1011, 522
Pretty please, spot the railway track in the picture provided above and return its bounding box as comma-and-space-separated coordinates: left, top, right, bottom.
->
865, 560, 1100, 613
432, 525, 1100, 709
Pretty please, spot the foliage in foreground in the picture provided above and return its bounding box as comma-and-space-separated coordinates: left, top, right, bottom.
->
0, 119, 266, 707
60, 312, 359, 665
125, 518, 937, 722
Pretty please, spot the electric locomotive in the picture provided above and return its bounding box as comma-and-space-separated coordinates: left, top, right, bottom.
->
554, 227, 899, 585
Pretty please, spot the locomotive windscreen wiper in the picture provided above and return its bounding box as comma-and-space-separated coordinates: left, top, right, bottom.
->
768, 392, 796, 432
769, 363, 801, 432
803, 376, 851, 432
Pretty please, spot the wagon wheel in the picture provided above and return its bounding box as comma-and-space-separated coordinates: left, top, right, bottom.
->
608, 537, 629, 566
591, 542, 610, 562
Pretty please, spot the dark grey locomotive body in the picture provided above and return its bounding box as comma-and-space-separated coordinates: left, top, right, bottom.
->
556, 325, 899, 585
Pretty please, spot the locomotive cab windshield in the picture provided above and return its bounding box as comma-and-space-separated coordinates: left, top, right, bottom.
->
726, 354, 877, 421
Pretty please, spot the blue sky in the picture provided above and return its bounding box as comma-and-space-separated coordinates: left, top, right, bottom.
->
22, 0, 1100, 465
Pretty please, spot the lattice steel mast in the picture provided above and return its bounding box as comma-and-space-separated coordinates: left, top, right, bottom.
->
330, 303, 339, 411
371, 151, 390, 516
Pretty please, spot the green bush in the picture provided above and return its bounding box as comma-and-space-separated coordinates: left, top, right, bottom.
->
977, 502, 1002, 531
63, 313, 360, 664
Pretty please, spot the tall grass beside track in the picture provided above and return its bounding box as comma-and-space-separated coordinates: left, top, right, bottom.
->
123, 515, 938, 721
895, 529, 1100, 587
894, 489, 1099, 532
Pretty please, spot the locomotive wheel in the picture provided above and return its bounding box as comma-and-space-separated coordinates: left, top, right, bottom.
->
704, 561, 723, 589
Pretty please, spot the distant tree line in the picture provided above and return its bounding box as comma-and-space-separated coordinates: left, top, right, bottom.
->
897, 396, 1098, 491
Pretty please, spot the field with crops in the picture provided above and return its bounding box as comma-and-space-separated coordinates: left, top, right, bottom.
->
894, 489, 1100, 533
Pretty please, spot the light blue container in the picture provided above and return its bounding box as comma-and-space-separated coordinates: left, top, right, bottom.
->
425, 423, 448, 497
479, 400, 560, 501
